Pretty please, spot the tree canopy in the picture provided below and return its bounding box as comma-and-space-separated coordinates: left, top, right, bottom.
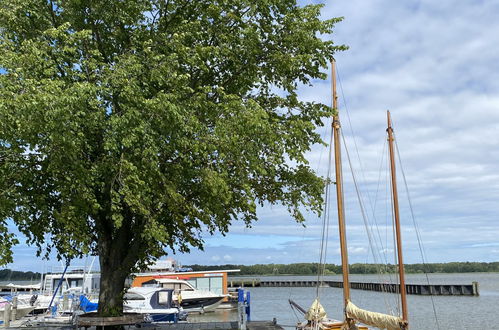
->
0, 0, 345, 315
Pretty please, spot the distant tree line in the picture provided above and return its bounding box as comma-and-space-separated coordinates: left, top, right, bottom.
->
2, 261, 497, 280
186, 262, 499, 275
0, 269, 41, 281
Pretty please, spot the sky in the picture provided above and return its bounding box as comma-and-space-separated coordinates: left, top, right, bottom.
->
6, 0, 499, 271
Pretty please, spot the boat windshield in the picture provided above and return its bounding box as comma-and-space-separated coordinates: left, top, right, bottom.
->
158, 291, 170, 305
124, 292, 145, 300
161, 283, 194, 292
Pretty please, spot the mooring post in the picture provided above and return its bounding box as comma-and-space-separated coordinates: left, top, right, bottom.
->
11, 295, 18, 321
63, 293, 69, 311
3, 303, 11, 327
245, 291, 251, 322
472, 282, 479, 296
237, 289, 246, 330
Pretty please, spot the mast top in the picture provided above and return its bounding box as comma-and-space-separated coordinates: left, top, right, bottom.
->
386, 110, 408, 325
386, 110, 394, 136
331, 60, 338, 116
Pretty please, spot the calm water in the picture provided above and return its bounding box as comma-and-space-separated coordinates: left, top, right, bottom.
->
228, 273, 499, 329
3, 274, 498, 329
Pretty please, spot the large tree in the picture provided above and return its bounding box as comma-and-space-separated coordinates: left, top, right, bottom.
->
0, 0, 345, 316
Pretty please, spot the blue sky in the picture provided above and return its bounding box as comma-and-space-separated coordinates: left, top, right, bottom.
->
6, 0, 499, 271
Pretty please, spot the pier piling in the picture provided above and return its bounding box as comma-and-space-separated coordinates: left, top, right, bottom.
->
11, 296, 17, 321
3, 303, 11, 327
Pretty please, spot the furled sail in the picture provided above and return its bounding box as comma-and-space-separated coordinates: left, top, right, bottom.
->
345, 300, 407, 330
305, 298, 327, 321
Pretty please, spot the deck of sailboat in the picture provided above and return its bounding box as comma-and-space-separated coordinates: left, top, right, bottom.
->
297, 320, 369, 330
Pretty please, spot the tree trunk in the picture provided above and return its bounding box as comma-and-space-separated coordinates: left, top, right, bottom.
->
96, 238, 130, 330
94, 209, 143, 329
97, 261, 127, 316
96, 230, 132, 315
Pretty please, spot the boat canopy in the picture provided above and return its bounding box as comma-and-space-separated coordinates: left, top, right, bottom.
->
0, 283, 41, 290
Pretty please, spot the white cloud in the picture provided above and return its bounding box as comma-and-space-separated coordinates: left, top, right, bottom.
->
469, 243, 499, 248
335, 246, 368, 256
182, 0, 499, 266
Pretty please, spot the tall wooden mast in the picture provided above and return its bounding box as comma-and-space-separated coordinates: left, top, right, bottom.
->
331, 60, 351, 311
386, 110, 409, 326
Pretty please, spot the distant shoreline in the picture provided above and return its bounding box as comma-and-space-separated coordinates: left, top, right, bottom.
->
2, 261, 498, 280
186, 262, 499, 275
0, 269, 41, 281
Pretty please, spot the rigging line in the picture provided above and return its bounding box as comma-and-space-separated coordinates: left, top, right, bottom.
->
385, 148, 390, 273
393, 131, 430, 263
322, 176, 332, 282
338, 74, 397, 290
380, 138, 398, 313
315, 117, 333, 174
336, 65, 398, 314
338, 66, 393, 273
368, 138, 396, 270
372, 139, 387, 220
341, 131, 397, 315
374, 139, 398, 311
340, 130, 378, 263
384, 136, 396, 287
337, 65, 396, 304
393, 132, 441, 330
289, 219, 312, 302
316, 130, 334, 297
313, 68, 337, 296
336, 65, 379, 226
389, 167, 401, 316
321, 136, 334, 277
322, 137, 334, 280
373, 162, 397, 275
340, 131, 389, 290
340, 128, 390, 277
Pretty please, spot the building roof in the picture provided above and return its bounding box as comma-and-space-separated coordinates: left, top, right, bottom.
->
134, 269, 241, 277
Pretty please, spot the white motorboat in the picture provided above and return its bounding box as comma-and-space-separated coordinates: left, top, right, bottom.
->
123, 287, 187, 322
16, 287, 86, 315
0, 297, 35, 320
151, 278, 227, 313
15, 293, 51, 314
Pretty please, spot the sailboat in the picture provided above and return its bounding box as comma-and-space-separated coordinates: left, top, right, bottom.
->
295, 60, 409, 330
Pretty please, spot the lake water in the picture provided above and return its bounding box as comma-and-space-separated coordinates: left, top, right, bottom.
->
3, 273, 497, 329
225, 273, 499, 329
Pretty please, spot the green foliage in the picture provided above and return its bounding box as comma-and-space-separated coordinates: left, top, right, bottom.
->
188, 262, 499, 275
0, 0, 345, 314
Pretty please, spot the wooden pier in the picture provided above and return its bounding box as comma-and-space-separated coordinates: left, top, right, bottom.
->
133, 321, 284, 329
228, 279, 479, 296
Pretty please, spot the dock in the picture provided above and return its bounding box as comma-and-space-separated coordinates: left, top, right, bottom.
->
228, 279, 479, 296
2, 320, 284, 330
134, 321, 284, 329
